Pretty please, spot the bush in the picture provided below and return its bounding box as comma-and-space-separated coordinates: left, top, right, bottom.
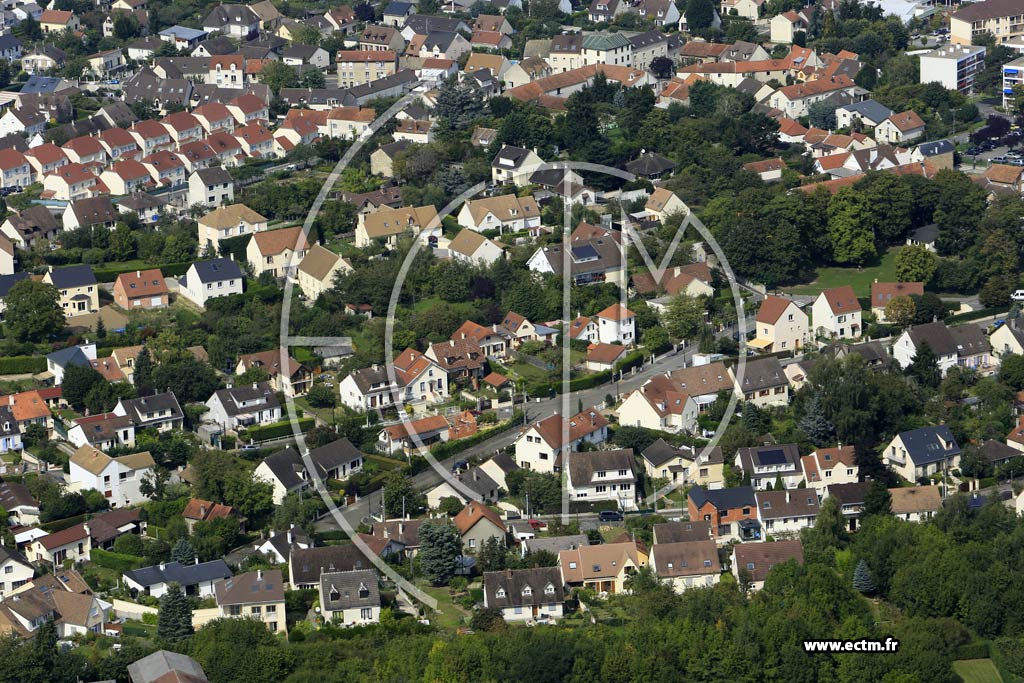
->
0, 356, 46, 374
954, 642, 991, 660
239, 417, 315, 442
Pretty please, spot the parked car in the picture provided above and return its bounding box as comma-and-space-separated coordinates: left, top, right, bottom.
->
1012, 290, 1024, 301
528, 519, 547, 530
598, 510, 624, 522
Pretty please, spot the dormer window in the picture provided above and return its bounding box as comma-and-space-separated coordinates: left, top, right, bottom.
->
496, 588, 506, 598
544, 584, 555, 595
522, 586, 532, 596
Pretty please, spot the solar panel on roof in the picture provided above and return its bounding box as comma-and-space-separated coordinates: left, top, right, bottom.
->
571, 244, 599, 262
758, 448, 788, 465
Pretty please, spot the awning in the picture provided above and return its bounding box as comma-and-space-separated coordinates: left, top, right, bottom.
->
748, 337, 773, 350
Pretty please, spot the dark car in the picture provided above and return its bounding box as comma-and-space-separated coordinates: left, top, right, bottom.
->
451, 460, 469, 473
528, 518, 547, 530
598, 510, 624, 522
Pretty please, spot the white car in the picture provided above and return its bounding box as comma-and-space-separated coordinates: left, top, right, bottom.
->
1011, 290, 1024, 301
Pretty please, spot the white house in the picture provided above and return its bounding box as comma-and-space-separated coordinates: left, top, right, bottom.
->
204, 382, 281, 432
318, 569, 380, 627
0, 547, 33, 597
457, 195, 541, 234
565, 449, 637, 510
29, 523, 91, 565
615, 375, 699, 433
253, 439, 364, 505
884, 426, 961, 482
67, 446, 155, 508
338, 350, 448, 411
178, 258, 244, 308
750, 296, 807, 353
122, 559, 233, 599
892, 321, 994, 378
755, 489, 819, 536
595, 303, 636, 345
483, 567, 564, 623
514, 408, 608, 473
811, 286, 861, 340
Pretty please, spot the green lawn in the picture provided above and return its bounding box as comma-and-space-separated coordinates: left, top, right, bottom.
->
952, 659, 1003, 683
787, 247, 902, 298
417, 584, 471, 630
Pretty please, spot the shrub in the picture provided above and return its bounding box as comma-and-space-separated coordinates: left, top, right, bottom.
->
91, 548, 146, 573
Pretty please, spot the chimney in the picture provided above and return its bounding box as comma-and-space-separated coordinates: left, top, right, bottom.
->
506, 568, 513, 579
253, 382, 258, 390
136, 270, 141, 278
83, 523, 90, 537
159, 562, 166, 571
199, 504, 206, 517
195, 557, 199, 565
257, 569, 263, 581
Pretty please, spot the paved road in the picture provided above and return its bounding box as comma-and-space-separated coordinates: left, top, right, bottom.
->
315, 313, 757, 531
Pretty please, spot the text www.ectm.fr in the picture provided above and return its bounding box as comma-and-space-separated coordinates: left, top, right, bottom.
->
803, 638, 900, 653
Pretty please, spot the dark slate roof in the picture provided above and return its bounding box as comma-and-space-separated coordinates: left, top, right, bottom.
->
688, 485, 755, 511
917, 139, 954, 157
47, 345, 91, 368
281, 44, 322, 60
123, 560, 232, 588
118, 392, 183, 423
909, 224, 938, 243
825, 481, 872, 507
320, 569, 380, 611
260, 438, 362, 489
0, 272, 28, 298
196, 35, 236, 55
47, 264, 95, 289
736, 443, 801, 473
492, 144, 534, 169
522, 534, 589, 555
69, 196, 118, 226
21, 75, 64, 94
195, 166, 232, 185
203, 3, 259, 27
897, 426, 961, 466
346, 69, 417, 100
210, 382, 279, 416
839, 98, 892, 122
189, 257, 241, 283
566, 449, 634, 487
0, 35, 20, 52
383, 1, 415, 15
404, 13, 465, 34
290, 545, 370, 585
451, 466, 499, 499
737, 356, 787, 392
641, 438, 694, 467
483, 566, 564, 609
625, 152, 676, 177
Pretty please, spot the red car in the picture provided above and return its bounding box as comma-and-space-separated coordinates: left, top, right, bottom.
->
528, 519, 547, 531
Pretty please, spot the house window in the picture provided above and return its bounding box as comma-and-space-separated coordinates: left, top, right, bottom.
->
266, 605, 276, 613
251, 606, 262, 615
229, 605, 241, 616
468, 539, 476, 548
360, 608, 372, 619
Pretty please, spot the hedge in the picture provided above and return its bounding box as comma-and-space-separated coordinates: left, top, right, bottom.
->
947, 307, 1009, 324
91, 547, 146, 573
41, 513, 89, 533
954, 642, 991, 661
430, 411, 523, 460
0, 356, 46, 374
92, 261, 193, 284
239, 417, 315, 442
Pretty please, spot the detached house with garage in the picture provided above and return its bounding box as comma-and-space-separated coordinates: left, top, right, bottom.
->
687, 485, 760, 542
892, 321, 994, 377
812, 285, 861, 340
649, 540, 720, 593
458, 195, 540, 234
884, 425, 961, 482
113, 269, 168, 310
558, 541, 647, 595
754, 489, 819, 536
113, 393, 184, 432
213, 569, 286, 634
801, 445, 858, 493
483, 567, 565, 623
735, 443, 802, 490
254, 439, 364, 505
615, 374, 699, 433
736, 356, 789, 407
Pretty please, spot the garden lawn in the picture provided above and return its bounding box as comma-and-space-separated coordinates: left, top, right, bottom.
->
787, 247, 901, 298
417, 584, 470, 630
952, 659, 1003, 683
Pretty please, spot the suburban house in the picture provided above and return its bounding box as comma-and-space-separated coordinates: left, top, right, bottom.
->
198, 204, 268, 254
514, 408, 609, 473
122, 560, 233, 599
594, 303, 636, 345
687, 485, 760, 542
297, 245, 352, 301
30, 523, 91, 566
871, 281, 924, 322
735, 443, 802, 490
452, 502, 506, 553
811, 286, 861, 340
204, 382, 281, 433
645, 188, 688, 221
736, 356, 789, 407
565, 449, 637, 510
182, 498, 242, 532
212, 569, 286, 634
235, 349, 312, 397
483, 567, 565, 623
558, 541, 647, 595
669, 362, 735, 413
113, 393, 183, 432
450, 320, 508, 359
354, 205, 439, 248
649, 540, 720, 593
731, 540, 804, 591
801, 445, 858, 493
178, 258, 244, 308
378, 415, 451, 455
491, 145, 544, 185
67, 446, 155, 507
458, 195, 541, 234
425, 463, 499, 508
754, 489, 820, 536
188, 167, 234, 207
319, 569, 381, 627
875, 110, 927, 144
112, 269, 169, 310
447, 229, 504, 266
246, 226, 310, 278
43, 265, 99, 319
892, 321, 994, 377
0, 547, 32, 598
615, 374, 699, 433
289, 545, 371, 590
884, 426, 961, 481
254, 439, 364, 505
888, 486, 942, 522
750, 296, 807, 353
